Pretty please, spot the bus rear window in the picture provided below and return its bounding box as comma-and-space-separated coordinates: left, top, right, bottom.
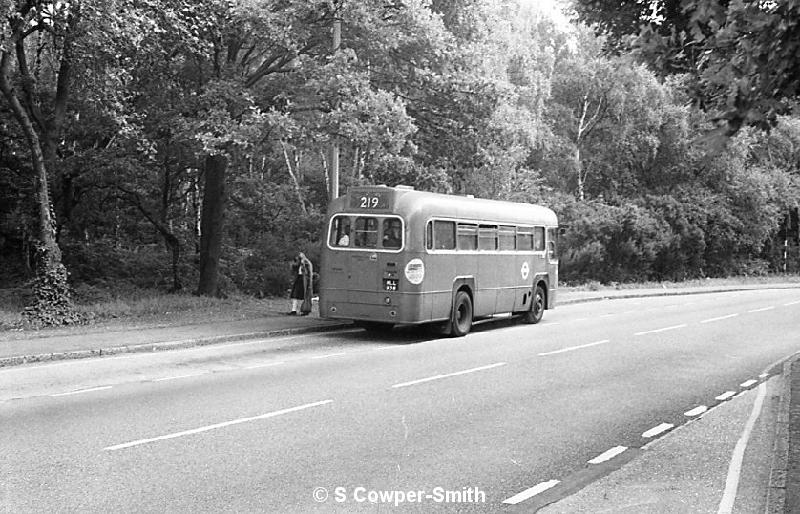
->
330, 216, 351, 247
354, 217, 379, 248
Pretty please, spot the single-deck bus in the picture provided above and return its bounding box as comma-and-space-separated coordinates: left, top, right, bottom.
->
319, 185, 559, 336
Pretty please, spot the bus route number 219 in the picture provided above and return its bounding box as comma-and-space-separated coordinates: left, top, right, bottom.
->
351, 192, 388, 210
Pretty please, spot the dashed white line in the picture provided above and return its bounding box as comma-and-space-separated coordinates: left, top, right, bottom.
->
538, 340, 609, 356
502, 479, 560, 505
740, 379, 757, 388
244, 361, 285, 370
684, 405, 707, 417
51, 386, 112, 397
747, 306, 774, 313
311, 352, 347, 360
634, 324, 687, 336
391, 363, 507, 389
716, 391, 736, 401
103, 399, 334, 451
784, 300, 800, 306
759, 373, 768, 379
700, 314, 739, 324
588, 446, 628, 464
642, 423, 674, 438
152, 372, 206, 382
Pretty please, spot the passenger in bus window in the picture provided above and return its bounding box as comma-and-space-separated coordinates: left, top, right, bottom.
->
382, 219, 402, 249
338, 232, 350, 246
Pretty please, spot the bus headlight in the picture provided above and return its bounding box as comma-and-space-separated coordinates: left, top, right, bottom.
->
384, 296, 391, 305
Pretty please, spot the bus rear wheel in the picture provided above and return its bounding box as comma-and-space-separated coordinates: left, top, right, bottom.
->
521, 285, 545, 324
450, 290, 473, 336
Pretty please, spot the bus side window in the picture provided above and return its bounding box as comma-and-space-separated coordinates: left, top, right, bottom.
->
382, 218, 402, 249
426, 222, 433, 250
355, 217, 378, 248
517, 227, 533, 251
533, 227, 545, 251
330, 216, 351, 247
547, 227, 558, 259
499, 226, 516, 250
457, 223, 478, 250
433, 220, 455, 250
478, 225, 497, 250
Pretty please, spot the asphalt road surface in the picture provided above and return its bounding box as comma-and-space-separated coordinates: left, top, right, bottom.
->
2, 289, 799, 512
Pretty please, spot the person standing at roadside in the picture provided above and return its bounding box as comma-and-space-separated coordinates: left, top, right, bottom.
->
288, 252, 313, 315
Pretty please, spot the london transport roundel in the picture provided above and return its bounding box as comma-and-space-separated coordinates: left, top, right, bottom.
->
521, 261, 530, 280
405, 258, 425, 285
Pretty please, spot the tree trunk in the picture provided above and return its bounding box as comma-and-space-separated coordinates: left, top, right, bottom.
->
196, 153, 228, 297
1, 46, 76, 325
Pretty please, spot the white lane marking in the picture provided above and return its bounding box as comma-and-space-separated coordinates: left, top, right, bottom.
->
740, 379, 757, 388
684, 405, 708, 417
311, 352, 347, 359
717, 382, 767, 514
588, 446, 628, 464
784, 300, 800, 306
244, 361, 285, 370
747, 306, 774, 313
759, 373, 768, 378
642, 423, 674, 438
634, 324, 687, 336
152, 372, 206, 382
538, 340, 609, 356
104, 399, 333, 451
700, 314, 739, 324
51, 386, 112, 397
391, 363, 506, 389
716, 391, 736, 401
502, 480, 560, 505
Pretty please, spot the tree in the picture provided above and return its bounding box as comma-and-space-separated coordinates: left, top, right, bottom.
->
573, 0, 800, 137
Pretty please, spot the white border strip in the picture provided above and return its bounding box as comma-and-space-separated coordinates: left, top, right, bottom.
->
684, 405, 707, 417
51, 386, 112, 397
391, 363, 506, 389
740, 379, 757, 388
747, 306, 774, 313
716, 391, 736, 401
502, 480, 560, 505
717, 382, 767, 513
104, 399, 333, 451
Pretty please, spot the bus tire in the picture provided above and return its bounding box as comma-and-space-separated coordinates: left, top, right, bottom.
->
521, 285, 545, 324
450, 290, 473, 336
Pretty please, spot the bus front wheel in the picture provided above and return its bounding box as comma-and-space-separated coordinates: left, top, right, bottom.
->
521, 285, 545, 324
450, 291, 473, 336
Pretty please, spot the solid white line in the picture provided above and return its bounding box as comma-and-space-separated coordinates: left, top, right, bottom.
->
716, 391, 736, 401
538, 340, 610, 356
635, 324, 687, 336
718, 382, 767, 514
502, 480, 560, 505
784, 300, 800, 306
391, 363, 506, 389
684, 405, 708, 417
740, 379, 757, 388
700, 314, 739, 324
747, 306, 774, 313
588, 446, 628, 464
152, 372, 206, 382
103, 399, 333, 451
244, 361, 285, 370
311, 352, 347, 359
642, 423, 674, 438
51, 386, 112, 397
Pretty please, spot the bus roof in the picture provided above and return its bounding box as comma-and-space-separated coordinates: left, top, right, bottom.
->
337, 186, 558, 226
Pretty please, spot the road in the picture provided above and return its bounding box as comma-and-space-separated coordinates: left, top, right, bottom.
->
2, 289, 799, 512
